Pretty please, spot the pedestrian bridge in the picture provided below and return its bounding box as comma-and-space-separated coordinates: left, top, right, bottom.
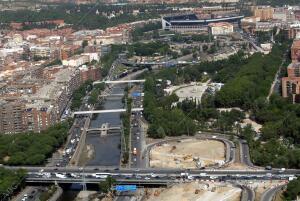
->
86, 123, 121, 135
73, 108, 143, 116
93, 79, 146, 85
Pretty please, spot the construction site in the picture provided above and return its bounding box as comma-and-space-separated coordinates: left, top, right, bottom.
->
149, 139, 225, 169
143, 181, 241, 201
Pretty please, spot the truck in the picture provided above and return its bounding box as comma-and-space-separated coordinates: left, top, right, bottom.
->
200, 173, 207, 177
55, 173, 67, 179
180, 172, 189, 177
93, 173, 111, 179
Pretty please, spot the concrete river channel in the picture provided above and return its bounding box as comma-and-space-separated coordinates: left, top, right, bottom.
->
59, 84, 126, 200
86, 84, 126, 166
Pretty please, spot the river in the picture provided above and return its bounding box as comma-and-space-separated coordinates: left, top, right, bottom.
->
86, 84, 126, 166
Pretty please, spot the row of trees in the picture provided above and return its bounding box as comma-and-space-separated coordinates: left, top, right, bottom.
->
0, 4, 166, 30
257, 0, 299, 6
177, 99, 245, 132
120, 88, 132, 164
88, 83, 105, 105
70, 80, 93, 110
128, 41, 171, 57
0, 168, 26, 200
143, 77, 196, 138
171, 33, 210, 43
283, 177, 300, 201
0, 121, 71, 165
215, 45, 284, 109
131, 22, 161, 41
100, 45, 127, 77
142, 50, 247, 85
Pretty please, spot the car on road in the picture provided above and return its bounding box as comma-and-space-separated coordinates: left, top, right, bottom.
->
144, 177, 150, 180
266, 173, 272, 177
187, 175, 194, 180
279, 168, 286, 173
265, 166, 272, 170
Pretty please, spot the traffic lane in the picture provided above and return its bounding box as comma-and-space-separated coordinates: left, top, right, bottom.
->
23, 166, 300, 176
12, 186, 39, 201
240, 140, 254, 167
130, 118, 140, 168
26, 172, 294, 184
241, 185, 255, 201
260, 185, 286, 201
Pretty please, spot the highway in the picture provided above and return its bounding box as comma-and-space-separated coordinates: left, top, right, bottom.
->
6, 164, 298, 179
260, 184, 286, 201
24, 168, 297, 185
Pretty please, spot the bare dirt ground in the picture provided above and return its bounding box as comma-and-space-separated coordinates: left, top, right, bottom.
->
150, 139, 225, 168
224, 162, 261, 170
143, 181, 241, 201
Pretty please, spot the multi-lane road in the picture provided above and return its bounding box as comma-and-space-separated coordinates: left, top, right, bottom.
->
23, 166, 298, 185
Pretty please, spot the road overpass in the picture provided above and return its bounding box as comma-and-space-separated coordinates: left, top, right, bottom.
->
73, 108, 143, 116
23, 167, 299, 185
5, 165, 299, 183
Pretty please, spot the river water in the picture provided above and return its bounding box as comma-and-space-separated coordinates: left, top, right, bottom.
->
86, 84, 125, 166
58, 84, 126, 200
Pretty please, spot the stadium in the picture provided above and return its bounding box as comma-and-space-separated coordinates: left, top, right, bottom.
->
162, 14, 244, 32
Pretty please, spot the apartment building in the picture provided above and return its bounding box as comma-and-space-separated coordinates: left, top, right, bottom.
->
60, 45, 81, 60
0, 101, 26, 134
30, 46, 51, 58
62, 55, 90, 67
291, 40, 300, 62
254, 6, 274, 21
79, 65, 101, 82
24, 101, 57, 133
208, 22, 234, 35
282, 62, 300, 103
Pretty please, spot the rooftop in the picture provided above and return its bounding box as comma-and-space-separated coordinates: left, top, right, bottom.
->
292, 39, 300, 48
288, 62, 300, 69
208, 22, 233, 27
54, 68, 77, 83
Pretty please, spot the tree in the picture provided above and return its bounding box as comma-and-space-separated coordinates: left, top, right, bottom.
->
156, 126, 166, 138
82, 40, 88, 49
283, 177, 300, 201
99, 176, 116, 193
